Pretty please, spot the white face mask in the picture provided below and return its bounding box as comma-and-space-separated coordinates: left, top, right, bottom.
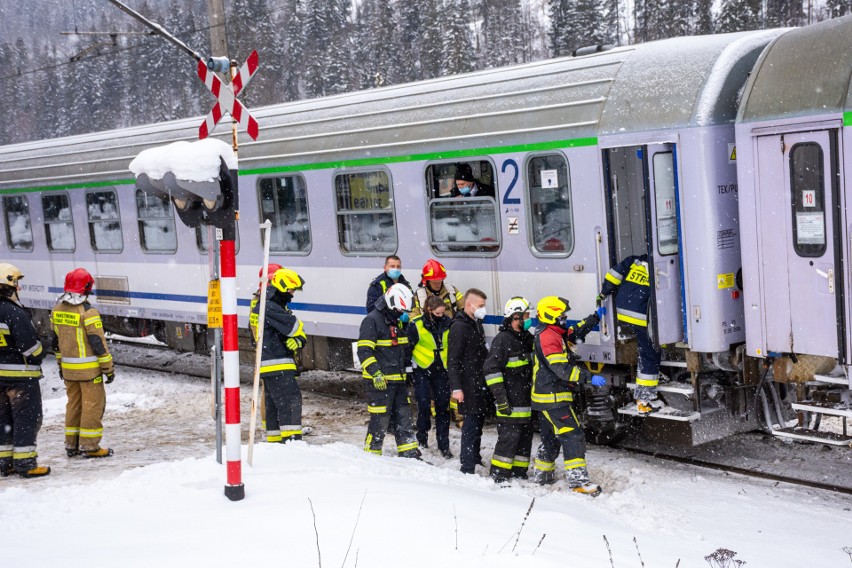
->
473, 306, 487, 320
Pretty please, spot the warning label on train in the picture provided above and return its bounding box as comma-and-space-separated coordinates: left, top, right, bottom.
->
717, 273, 735, 289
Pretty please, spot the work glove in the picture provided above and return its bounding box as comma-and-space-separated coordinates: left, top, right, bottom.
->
496, 401, 512, 416
590, 374, 606, 388
596, 293, 606, 305
372, 372, 387, 391
105, 371, 115, 384
286, 337, 301, 351
596, 305, 606, 319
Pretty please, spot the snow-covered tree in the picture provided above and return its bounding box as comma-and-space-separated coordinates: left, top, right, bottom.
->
441, 0, 476, 75
716, 0, 762, 32
695, 0, 714, 34
765, 0, 804, 27
419, 0, 444, 79
826, 0, 852, 18
481, 0, 525, 67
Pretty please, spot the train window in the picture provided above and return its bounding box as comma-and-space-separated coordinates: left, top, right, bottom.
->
42, 193, 75, 252
136, 190, 177, 253
424, 161, 499, 256
790, 143, 826, 257
334, 169, 397, 255
653, 152, 678, 256
86, 190, 122, 253
257, 175, 311, 254
526, 154, 573, 256
196, 223, 240, 253
2, 195, 33, 251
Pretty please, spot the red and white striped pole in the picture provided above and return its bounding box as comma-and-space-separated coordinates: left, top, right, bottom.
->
221, 236, 244, 501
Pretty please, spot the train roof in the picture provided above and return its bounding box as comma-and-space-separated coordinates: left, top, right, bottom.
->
738, 15, 852, 124
0, 29, 784, 192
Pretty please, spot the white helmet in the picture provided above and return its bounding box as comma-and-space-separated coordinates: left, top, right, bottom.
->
385, 283, 414, 312
503, 296, 530, 318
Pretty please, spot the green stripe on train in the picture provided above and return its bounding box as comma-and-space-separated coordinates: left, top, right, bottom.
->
845, 110, 852, 127
0, 136, 598, 194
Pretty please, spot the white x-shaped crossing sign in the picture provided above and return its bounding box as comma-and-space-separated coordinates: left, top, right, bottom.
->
197, 50, 260, 140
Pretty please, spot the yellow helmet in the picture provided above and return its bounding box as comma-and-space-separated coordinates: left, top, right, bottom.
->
536, 296, 570, 325
0, 263, 24, 288
270, 268, 305, 294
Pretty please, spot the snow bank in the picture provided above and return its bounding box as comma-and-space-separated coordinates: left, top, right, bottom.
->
2, 440, 850, 567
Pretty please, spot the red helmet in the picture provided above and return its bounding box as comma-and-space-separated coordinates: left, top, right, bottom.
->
64, 268, 95, 295
259, 263, 283, 283
421, 259, 447, 283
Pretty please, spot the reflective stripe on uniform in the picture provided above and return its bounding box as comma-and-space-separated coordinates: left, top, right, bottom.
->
545, 353, 568, 364
0, 364, 42, 378
617, 309, 648, 326
98, 354, 112, 364
397, 441, 418, 453
505, 357, 529, 368
83, 315, 102, 327
266, 430, 282, 443
363, 373, 404, 382
79, 428, 104, 438
636, 372, 659, 387
376, 338, 409, 346
0, 448, 12, 458
534, 459, 555, 472
357, 340, 376, 349
513, 456, 530, 468
485, 373, 504, 386
531, 391, 573, 404
65, 428, 80, 436
496, 406, 532, 419
491, 454, 514, 470
565, 457, 587, 470
368, 405, 387, 414
22, 341, 43, 357
605, 268, 623, 285
260, 357, 297, 373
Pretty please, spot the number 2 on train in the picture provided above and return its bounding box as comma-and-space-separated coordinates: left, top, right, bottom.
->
501, 159, 520, 205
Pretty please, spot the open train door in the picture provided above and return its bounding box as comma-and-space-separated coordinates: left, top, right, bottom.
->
754, 130, 845, 360
644, 144, 685, 346
603, 143, 685, 346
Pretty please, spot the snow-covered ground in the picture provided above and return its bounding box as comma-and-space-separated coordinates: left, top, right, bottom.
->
2, 359, 851, 567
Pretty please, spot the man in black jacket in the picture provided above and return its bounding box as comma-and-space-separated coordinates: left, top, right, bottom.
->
0, 264, 49, 478
358, 283, 420, 458
365, 255, 411, 313
483, 297, 534, 483
448, 288, 493, 474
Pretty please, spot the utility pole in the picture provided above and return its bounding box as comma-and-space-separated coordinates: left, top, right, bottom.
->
206, 0, 229, 59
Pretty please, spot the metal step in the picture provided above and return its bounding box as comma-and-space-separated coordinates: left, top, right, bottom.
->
792, 401, 852, 419
617, 404, 701, 422
659, 360, 688, 368
626, 382, 694, 396
813, 374, 850, 386
771, 426, 852, 446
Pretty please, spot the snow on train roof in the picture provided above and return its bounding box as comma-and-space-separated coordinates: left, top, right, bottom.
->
738, 15, 852, 123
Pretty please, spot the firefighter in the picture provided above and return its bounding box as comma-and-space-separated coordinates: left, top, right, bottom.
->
0, 264, 49, 478
407, 294, 453, 458
253, 267, 307, 443
358, 283, 420, 459
410, 259, 464, 318
531, 296, 606, 495
448, 288, 493, 474
366, 255, 412, 313
597, 253, 663, 414
250, 263, 283, 434
52, 268, 114, 458
483, 297, 535, 483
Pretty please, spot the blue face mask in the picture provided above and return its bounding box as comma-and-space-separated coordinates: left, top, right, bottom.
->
458, 185, 472, 195
399, 312, 410, 324
387, 268, 402, 280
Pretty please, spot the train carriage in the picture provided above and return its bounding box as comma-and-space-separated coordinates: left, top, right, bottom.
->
736, 15, 852, 445
2, 20, 848, 446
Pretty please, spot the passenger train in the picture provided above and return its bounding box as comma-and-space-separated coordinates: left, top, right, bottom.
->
1, 16, 850, 447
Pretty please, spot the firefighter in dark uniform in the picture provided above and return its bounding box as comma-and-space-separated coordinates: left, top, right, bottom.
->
250, 263, 283, 434
366, 255, 411, 314
253, 267, 307, 443
483, 297, 535, 483
52, 268, 115, 459
407, 294, 453, 458
531, 296, 606, 496
598, 253, 662, 414
0, 264, 49, 478
358, 283, 420, 458
448, 288, 493, 474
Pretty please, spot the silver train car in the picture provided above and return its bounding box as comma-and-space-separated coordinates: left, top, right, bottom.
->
736, 16, 852, 445
0, 17, 849, 446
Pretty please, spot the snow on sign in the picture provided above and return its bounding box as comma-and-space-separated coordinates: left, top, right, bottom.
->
197, 50, 260, 140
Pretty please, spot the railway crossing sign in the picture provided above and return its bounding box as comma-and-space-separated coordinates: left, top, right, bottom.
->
197, 50, 260, 140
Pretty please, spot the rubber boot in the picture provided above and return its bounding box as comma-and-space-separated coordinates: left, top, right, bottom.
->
0, 459, 12, 477
82, 447, 114, 458
533, 469, 556, 486
19, 466, 51, 478
66, 449, 80, 457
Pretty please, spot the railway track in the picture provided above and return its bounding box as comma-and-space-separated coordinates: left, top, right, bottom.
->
108, 339, 852, 496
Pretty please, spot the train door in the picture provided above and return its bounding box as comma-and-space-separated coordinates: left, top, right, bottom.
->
755, 130, 844, 360
603, 144, 685, 345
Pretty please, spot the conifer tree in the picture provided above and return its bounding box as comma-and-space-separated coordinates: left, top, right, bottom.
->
419, 0, 444, 79
442, 0, 476, 75
716, 0, 762, 32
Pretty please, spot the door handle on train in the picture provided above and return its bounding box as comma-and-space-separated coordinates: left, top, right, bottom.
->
815, 268, 835, 293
